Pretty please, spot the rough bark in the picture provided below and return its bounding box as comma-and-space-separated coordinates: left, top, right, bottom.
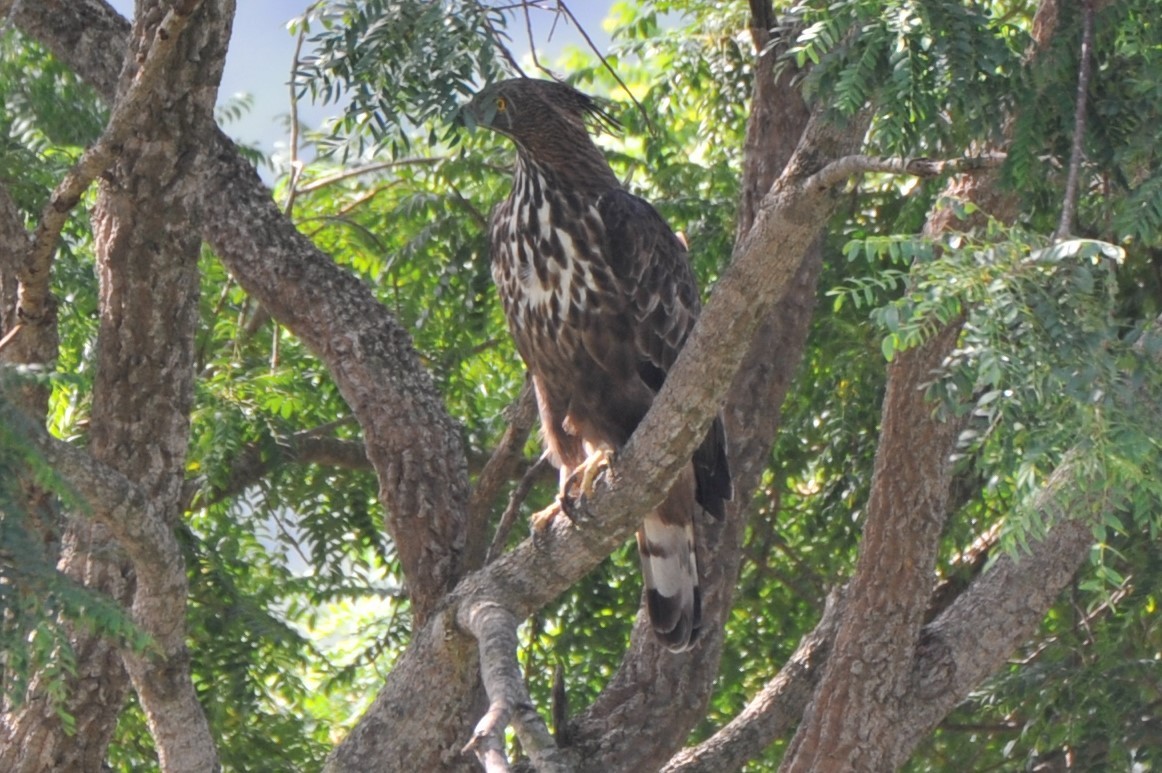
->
9, 0, 475, 632
93, 3, 233, 770
1, 2, 232, 770
780, 1, 1069, 766
782, 320, 965, 772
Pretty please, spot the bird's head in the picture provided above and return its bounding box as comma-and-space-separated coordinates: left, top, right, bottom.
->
459, 78, 619, 149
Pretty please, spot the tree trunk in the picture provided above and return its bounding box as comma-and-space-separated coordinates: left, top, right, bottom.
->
1, 2, 233, 770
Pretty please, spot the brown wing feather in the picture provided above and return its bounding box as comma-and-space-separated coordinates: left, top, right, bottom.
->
588, 189, 731, 651
594, 190, 731, 517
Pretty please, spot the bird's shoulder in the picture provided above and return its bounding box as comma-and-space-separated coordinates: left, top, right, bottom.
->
595, 188, 698, 309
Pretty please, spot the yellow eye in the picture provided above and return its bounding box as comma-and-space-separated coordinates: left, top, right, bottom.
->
496, 96, 508, 112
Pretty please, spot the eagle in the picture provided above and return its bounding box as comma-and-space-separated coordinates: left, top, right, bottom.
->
463, 78, 731, 652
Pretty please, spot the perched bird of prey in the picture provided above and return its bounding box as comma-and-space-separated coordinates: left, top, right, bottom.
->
463, 78, 731, 652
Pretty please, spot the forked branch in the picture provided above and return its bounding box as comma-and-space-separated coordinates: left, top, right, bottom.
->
459, 601, 571, 772
661, 589, 844, 773
18, 0, 204, 325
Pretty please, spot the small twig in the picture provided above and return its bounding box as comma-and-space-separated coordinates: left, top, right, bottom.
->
284, 19, 309, 216
553, 1, 652, 133
0, 324, 22, 355
1052, 0, 1095, 242
295, 157, 446, 194
270, 18, 314, 373
459, 601, 571, 772
476, 0, 526, 77
485, 455, 551, 564
805, 153, 1008, 193
523, 1, 548, 75
1012, 579, 1132, 667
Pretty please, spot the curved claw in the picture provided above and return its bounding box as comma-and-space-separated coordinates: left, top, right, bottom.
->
531, 496, 565, 533
565, 448, 613, 502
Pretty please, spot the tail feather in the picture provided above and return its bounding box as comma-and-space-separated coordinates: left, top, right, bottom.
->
694, 414, 731, 520
637, 467, 703, 652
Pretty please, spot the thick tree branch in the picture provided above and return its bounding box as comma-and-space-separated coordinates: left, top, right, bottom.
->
895, 461, 1097, 765
0, 390, 156, 542
783, 316, 966, 772
77, 2, 234, 770
459, 602, 570, 772
781, 1, 1095, 763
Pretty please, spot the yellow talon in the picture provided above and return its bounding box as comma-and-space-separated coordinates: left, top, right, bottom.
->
571, 447, 613, 499
531, 497, 563, 532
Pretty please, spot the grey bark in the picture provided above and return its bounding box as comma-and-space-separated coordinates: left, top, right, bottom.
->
92, 3, 233, 771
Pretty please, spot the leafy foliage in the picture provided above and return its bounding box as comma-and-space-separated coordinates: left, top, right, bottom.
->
0, 392, 152, 729
293, 0, 512, 159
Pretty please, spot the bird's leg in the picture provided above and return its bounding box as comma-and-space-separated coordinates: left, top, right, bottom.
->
531, 447, 614, 533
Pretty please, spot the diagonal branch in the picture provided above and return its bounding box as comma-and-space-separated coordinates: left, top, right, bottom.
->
485, 456, 550, 565
0, 388, 161, 562
180, 430, 372, 512
661, 590, 844, 773
467, 375, 539, 570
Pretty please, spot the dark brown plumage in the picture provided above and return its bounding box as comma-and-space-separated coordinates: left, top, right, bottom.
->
464, 78, 731, 652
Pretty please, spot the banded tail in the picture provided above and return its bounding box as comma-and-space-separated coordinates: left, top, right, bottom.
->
637, 466, 703, 652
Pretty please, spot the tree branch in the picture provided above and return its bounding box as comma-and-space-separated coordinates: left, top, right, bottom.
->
783, 316, 966, 772
485, 456, 550, 565
468, 375, 539, 570
895, 458, 1099, 762
0, 387, 161, 563
804, 152, 1007, 194
459, 602, 570, 772
296, 157, 447, 194
1052, 0, 1095, 241
17, 0, 203, 328
181, 430, 372, 512
11, 0, 474, 631
662, 589, 844, 773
